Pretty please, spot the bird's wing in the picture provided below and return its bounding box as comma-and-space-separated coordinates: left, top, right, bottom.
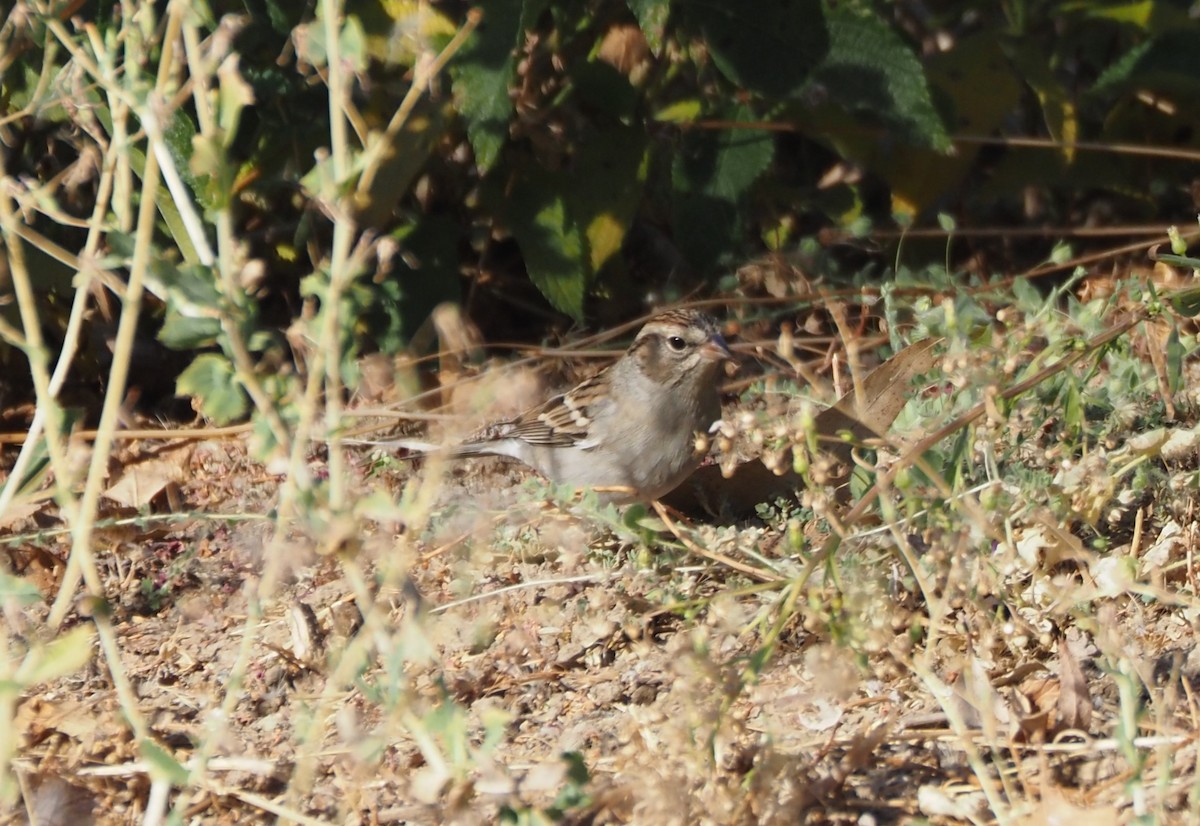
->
469, 373, 606, 449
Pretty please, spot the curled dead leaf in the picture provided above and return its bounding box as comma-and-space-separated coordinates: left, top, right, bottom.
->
663, 337, 942, 519
102, 445, 193, 509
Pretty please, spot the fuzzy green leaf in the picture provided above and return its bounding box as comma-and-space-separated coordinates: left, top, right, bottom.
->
626, 0, 670, 54
510, 191, 587, 320
1168, 283, 1200, 316
15, 626, 95, 687
1093, 28, 1200, 97
158, 314, 223, 350
677, 0, 828, 97
568, 125, 648, 277
672, 103, 774, 271
808, 8, 950, 151
0, 572, 43, 607
177, 354, 249, 425
139, 740, 190, 786
451, 0, 549, 172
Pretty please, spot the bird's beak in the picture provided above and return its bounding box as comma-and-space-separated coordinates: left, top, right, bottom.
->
700, 334, 734, 363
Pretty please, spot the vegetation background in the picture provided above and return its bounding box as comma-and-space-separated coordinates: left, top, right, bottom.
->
5, 0, 1200, 822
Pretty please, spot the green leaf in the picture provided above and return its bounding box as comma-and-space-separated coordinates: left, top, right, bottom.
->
510, 190, 587, 320
1155, 253, 1200, 270
808, 8, 950, 151
15, 626, 95, 686
1011, 276, 1042, 312
677, 0, 828, 97
249, 383, 300, 459
252, 0, 302, 36
158, 314, 223, 349
547, 751, 592, 816
353, 99, 449, 229
217, 54, 255, 148
1093, 29, 1200, 98
672, 103, 774, 272
626, 0, 670, 54
139, 740, 190, 785
181, 0, 214, 26
568, 125, 648, 277
148, 260, 220, 313
106, 137, 203, 265
1007, 45, 1078, 161
654, 98, 702, 123
797, 28, 1004, 215
483, 123, 646, 318
569, 60, 638, 120
478, 704, 514, 754
1167, 323, 1184, 395
1065, 0, 1190, 33
0, 406, 82, 501
2, 53, 46, 114
177, 354, 249, 425
450, 0, 549, 172
294, 7, 370, 73
1061, 0, 1154, 28
1061, 377, 1083, 433
145, 259, 224, 349
0, 572, 45, 607
341, 14, 368, 73
161, 110, 210, 211
1168, 284, 1200, 316
365, 214, 463, 351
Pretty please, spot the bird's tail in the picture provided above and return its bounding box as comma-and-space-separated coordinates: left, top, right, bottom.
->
341, 437, 437, 455
341, 437, 489, 458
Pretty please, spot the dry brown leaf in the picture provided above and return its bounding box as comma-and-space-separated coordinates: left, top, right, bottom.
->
23, 773, 98, 826
1141, 316, 1177, 420
3, 545, 64, 598
1032, 513, 1096, 570
840, 718, 892, 775
991, 661, 1049, 688
1056, 636, 1092, 732
0, 498, 47, 531
1013, 640, 1092, 743
102, 444, 193, 508
15, 697, 100, 748
949, 658, 1016, 738
664, 337, 942, 518
596, 22, 650, 77
1014, 676, 1058, 742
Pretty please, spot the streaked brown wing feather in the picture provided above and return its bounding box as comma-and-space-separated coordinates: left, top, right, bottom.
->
467, 374, 604, 448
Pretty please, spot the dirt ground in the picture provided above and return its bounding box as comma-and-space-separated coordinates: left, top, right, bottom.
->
6, 375, 1200, 824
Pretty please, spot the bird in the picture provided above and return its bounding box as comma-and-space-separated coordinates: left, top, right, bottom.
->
370, 309, 734, 503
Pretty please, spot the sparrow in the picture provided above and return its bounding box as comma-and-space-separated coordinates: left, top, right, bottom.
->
378, 309, 733, 503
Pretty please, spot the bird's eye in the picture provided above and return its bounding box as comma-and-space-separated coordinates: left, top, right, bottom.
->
666, 335, 687, 352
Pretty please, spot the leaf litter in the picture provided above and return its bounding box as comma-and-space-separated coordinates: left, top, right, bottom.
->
7, 305, 1200, 823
